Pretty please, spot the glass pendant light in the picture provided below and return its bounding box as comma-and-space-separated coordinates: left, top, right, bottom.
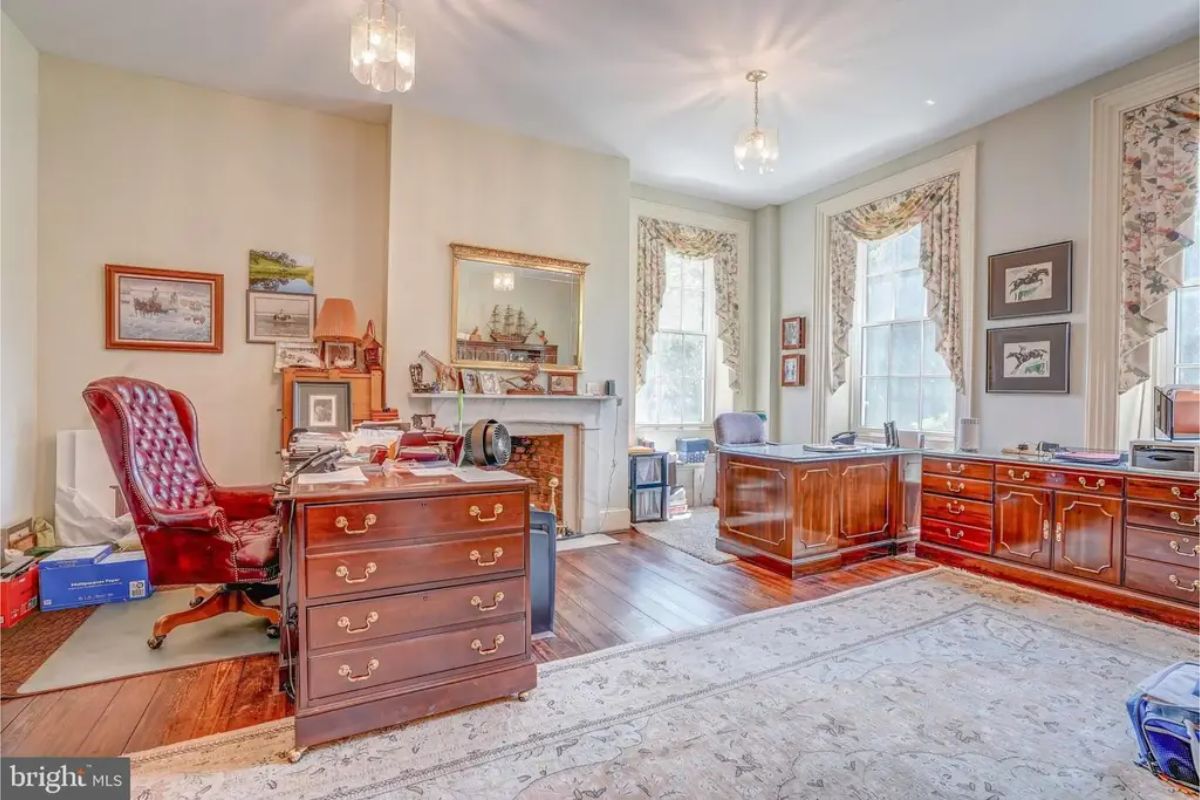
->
350, 1, 415, 93
733, 70, 779, 174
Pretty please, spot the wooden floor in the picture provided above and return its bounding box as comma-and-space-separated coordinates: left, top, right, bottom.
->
0, 530, 935, 757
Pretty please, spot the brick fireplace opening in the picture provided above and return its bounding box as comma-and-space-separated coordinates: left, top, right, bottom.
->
507, 434, 568, 530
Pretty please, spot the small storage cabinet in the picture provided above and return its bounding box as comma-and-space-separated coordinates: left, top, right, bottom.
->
630, 452, 670, 523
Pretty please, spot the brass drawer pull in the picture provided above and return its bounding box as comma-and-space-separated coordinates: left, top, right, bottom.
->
338, 658, 380, 682
945, 501, 966, 515
471, 592, 505, 612
1167, 575, 1200, 593
1076, 477, 1105, 491
1042, 519, 1050, 540
1007, 469, 1030, 482
946, 528, 965, 540
1054, 522, 1064, 543
337, 611, 379, 633
945, 462, 965, 474
469, 504, 504, 523
1170, 511, 1199, 529
470, 547, 503, 567
335, 562, 377, 584
945, 481, 965, 493
1169, 539, 1200, 557
335, 513, 377, 535
471, 634, 505, 655
1171, 486, 1200, 502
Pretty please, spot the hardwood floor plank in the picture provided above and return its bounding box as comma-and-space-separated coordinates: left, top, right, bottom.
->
87, 672, 166, 756
0, 695, 36, 732
555, 560, 673, 641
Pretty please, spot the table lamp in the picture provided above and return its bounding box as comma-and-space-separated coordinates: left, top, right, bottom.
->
314, 298, 360, 369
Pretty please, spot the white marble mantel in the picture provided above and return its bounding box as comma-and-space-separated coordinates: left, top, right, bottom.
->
408, 393, 626, 533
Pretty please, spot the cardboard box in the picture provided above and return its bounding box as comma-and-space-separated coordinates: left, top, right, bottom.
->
0, 560, 39, 629
38, 543, 113, 570
40, 548, 153, 611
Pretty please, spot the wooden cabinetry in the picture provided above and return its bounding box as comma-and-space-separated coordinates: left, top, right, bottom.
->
993, 485, 1051, 568
280, 367, 385, 448
1052, 491, 1122, 585
793, 464, 839, 554
838, 458, 892, 546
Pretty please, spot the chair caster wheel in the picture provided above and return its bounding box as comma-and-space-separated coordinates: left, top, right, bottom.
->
189, 595, 205, 608
147, 635, 165, 650
266, 624, 280, 639
516, 690, 532, 702
286, 746, 307, 763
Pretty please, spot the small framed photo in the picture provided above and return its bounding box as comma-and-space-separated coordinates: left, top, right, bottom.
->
781, 353, 805, 387
987, 241, 1072, 320
479, 371, 503, 395
460, 369, 482, 394
546, 371, 579, 396
247, 290, 316, 343
274, 341, 322, 372
986, 322, 1070, 393
105, 264, 223, 353
323, 341, 356, 370
781, 316, 806, 350
292, 380, 351, 431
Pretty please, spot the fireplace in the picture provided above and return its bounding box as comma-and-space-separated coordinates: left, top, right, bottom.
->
506, 434, 567, 531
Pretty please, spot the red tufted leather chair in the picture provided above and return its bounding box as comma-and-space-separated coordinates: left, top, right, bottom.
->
83, 377, 282, 649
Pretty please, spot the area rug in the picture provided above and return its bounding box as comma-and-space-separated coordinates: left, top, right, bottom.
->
557, 533, 621, 553
0, 605, 96, 697
17, 588, 276, 694
633, 506, 735, 564
128, 568, 1192, 798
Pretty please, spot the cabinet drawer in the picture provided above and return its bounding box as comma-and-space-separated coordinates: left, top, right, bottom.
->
923, 457, 993, 481
307, 617, 528, 701
1125, 526, 1200, 570
305, 532, 525, 599
920, 474, 993, 502
1126, 476, 1200, 505
921, 517, 991, 554
922, 493, 993, 528
994, 465, 1123, 496
1123, 555, 1200, 606
1127, 501, 1200, 534
306, 491, 525, 549
306, 576, 526, 650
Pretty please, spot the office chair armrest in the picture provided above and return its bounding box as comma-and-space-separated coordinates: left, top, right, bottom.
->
152, 505, 226, 531
212, 485, 277, 521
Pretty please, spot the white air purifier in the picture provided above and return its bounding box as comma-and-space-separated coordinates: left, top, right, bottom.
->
957, 417, 980, 452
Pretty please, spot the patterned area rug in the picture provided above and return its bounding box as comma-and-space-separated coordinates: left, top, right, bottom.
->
0, 605, 95, 697
128, 569, 1192, 799
633, 506, 735, 564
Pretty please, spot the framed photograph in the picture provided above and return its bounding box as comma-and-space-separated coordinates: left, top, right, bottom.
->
105, 264, 223, 353
546, 371, 579, 396
781, 316, 806, 350
479, 371, 503, 395
987, 241, 1072, 319
781, 353, 805, 387
247, 291, 315, 343
323, 342, 356, 370
460, 369, 482, 394
292, 380, 351, 431
274, 341, 322, 372
248, 250, 314, 295
986, 322, 1070, 393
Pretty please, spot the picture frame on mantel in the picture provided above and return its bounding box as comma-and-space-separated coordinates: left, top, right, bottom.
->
987, 241, 1072, 320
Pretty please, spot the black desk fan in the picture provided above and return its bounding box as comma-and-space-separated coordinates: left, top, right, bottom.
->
460, 419, 512, 468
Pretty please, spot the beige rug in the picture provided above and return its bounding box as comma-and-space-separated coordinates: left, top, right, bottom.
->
634, 506, 736, 564
19, 588, 276, 694
127, 569, 1193, 798
557, 533, 621, 553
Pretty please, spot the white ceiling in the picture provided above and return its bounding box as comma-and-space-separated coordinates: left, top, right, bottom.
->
4, 0, 1197, 207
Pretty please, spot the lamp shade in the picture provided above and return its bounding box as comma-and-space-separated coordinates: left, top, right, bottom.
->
313, 298, 360, 342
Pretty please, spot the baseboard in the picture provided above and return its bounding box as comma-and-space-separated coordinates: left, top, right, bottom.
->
597, 507, 632, 533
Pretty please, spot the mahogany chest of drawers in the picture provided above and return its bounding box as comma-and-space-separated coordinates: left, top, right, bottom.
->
277, 472, 537, 755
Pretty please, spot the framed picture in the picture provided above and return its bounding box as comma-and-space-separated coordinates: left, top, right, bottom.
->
105, 264, 223, 353
986, 322, 1070, 393
781, 316, 806, 350
323, 342, 356, 370
246, 291, 315, 343
546, 371, 579, 396
274, 341, 322, 372
987, 241, 1072, 319
781, 353, 805, 387
460, 369, 482, 394
248, 250, 314, 295
292, 380, 351, 431
479, 372, 503, 395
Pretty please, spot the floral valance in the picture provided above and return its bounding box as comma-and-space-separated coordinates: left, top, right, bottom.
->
1119, 87, 1199, 393
636, 217, 741, 392
828, 173, 964, 393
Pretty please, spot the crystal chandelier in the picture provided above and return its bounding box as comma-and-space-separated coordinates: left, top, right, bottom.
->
733, 70, 779, 174
350, 1, 415, 93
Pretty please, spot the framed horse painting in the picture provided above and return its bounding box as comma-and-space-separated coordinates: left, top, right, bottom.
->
105, 264, 224, 353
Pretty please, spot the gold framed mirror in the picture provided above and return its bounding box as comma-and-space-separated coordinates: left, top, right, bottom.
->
450, 243, 586, 372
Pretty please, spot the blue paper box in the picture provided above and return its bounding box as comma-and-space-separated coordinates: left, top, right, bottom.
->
39, 549, 154, 611
38, 544, 113, 570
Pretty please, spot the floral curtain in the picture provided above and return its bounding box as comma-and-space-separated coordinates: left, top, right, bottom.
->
636, 217, 740, 392
828, 174, 963, 392
1119, 88, 1199, 393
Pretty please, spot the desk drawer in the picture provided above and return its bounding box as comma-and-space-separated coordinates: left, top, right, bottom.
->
1123, 555, 1200, 606
1125, 526, 1200, 570
307, 616, 528, 701
922, 493, 993, 528
306, 576, 526, 650
305, 532, 525, 599
920, 474, 993, 502
1127, 476, 1200, 504
306, 491, 525, 548
923, 458, 993, 481
1127, 501, 1200, 534
994, 465, 1123, 496
921, 517, 991, 554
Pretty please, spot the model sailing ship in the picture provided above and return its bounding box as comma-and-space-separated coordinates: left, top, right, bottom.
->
488, 304, 538, 344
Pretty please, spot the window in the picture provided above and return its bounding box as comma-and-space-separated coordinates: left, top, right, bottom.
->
1168, 216, 1200, 385
854, 224, 956, 435
636, 251, 715, 426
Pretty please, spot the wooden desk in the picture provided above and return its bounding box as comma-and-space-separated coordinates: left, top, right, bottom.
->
277, 471, 537, 757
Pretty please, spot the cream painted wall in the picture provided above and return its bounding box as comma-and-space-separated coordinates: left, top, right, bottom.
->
386, 105, 631, 528
35, 56, 389, 515
1, 13, 39, 527
770, 38, 1200, 451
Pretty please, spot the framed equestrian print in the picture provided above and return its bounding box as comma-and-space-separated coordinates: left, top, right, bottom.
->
105, 264, 224, 353
987, 241, 1072, 320
986, 322, 1070, 393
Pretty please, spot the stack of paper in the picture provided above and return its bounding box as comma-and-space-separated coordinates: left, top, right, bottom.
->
296, 466, 369, 486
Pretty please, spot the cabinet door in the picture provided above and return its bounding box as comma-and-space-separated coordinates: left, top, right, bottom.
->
720, 459, 790, 557
994, 485, 1052, 568
838, 458, 892, 546
1052, 491, 1122, 585
793, 464, 838, 555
